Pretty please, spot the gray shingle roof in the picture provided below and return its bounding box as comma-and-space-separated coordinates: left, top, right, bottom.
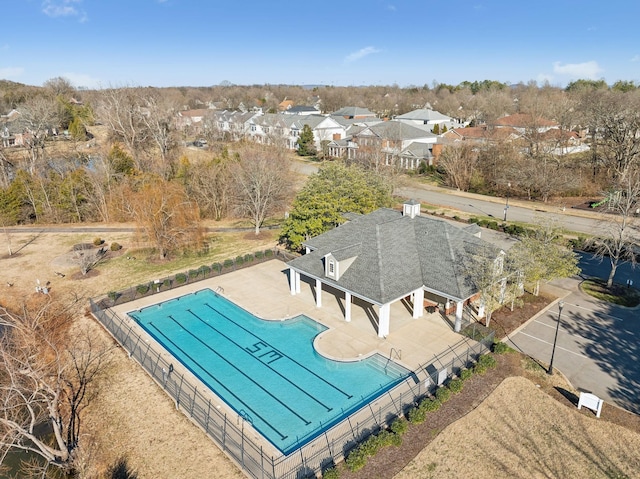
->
287, 209, 496, 304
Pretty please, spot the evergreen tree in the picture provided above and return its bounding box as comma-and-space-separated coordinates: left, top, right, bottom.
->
296, 124, 316, 156
279, 162, 393, 251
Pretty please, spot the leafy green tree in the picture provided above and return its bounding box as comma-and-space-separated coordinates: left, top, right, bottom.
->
508, 217, 580, 295
279, 162, 393, 251
432, 123, 440, 134
296, 124, 316, 156
611, 80, 637, 93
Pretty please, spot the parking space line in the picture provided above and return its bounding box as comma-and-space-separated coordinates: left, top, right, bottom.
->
561, 302, 624, 321
517, 332, 590, 359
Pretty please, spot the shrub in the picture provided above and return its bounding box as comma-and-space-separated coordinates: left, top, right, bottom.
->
188, 269, 200, 279
212, 262, 222, 273
452, 215, 460, 221
473, 353, 497, 375
110, 242, 122, 251
435, 386, 451, 403
223, 259, 234, 269
136, 284, 149, 295
255, 250, 264, 259
199, 265, 211, 276
448, 378, 464, 394
175, 273, 187, 284
468, 217, 479, 224
460, 368, 473, 381
345, 445, 367, 472
492, 341, 513, 355
93, 237, 103, 246
408, 405, 427, 424
390, 417, 408, 436
244, 253, 253, 263
322, 467, 339, 479
235, 255, 244, 265
419, 398, 441, 412
264, 249, 273, 257
162, 278, 172, 288
478, 353, 497, 369
487, 221, 499, 230
107, 291, 120, 301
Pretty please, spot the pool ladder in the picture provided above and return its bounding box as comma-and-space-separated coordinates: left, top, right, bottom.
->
385, 348, 402, 374
215, 286, 225, 294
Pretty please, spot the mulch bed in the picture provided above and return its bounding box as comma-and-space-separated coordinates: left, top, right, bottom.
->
337, 294, 640, 479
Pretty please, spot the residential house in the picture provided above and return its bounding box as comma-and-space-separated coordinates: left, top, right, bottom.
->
330, 106, 378, 119
283, 105, 321, 116
287, 201, 501, 337
395, 108, 465, 133
349, 120, 437, 169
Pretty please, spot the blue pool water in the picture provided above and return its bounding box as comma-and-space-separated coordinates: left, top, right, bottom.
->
129, 288, 409, 455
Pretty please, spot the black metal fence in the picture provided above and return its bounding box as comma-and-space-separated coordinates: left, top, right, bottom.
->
97, 247, 297, 309
89, 256, 494, 479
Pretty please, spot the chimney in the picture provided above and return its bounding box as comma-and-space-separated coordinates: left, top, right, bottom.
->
402, 199, 421, 219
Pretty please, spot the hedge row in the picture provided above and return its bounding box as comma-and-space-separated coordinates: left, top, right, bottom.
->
326, 348, 506, 478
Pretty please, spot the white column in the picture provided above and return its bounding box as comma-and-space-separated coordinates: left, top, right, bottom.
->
378, 303, 390, 338
345, 292, 352, 322
295, 271, 300, 294
289, 268, 296, 295
454, 300, 463, 332
477, 303, 486, 318
315, 278, 322, 307
413, 288, 424, 319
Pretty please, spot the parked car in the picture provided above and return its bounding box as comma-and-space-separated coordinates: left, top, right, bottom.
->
194, 139, 208, 147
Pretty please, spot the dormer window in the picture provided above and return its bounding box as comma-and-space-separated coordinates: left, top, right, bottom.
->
328, 260, 335, 277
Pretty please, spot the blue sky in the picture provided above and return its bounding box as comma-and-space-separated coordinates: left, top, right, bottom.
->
2, 0, 639, 89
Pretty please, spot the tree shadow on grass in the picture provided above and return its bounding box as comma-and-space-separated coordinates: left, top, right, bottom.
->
106, 457, 138, 479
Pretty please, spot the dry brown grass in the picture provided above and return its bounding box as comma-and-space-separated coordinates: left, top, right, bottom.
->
395, 376, 640, 479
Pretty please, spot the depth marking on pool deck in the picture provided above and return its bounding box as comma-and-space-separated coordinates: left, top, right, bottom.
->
148, 320, 290, 440
185, 308, 335, 412
203, 302, 354, 399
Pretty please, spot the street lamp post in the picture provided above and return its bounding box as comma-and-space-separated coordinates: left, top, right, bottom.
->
547, 301, 564, 375
503, 182, 511, 222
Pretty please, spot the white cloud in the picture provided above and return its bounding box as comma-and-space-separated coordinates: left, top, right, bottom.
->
345, 46, 382, 63
386, 4, 396, 11
63, 72, 101, 89
553, 61, 603, 80
631, 55, 640, 63
42, 0, 87, 21
0, 67, 24, 79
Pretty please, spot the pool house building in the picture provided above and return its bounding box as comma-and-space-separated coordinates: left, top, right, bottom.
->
287, 200, 497, 337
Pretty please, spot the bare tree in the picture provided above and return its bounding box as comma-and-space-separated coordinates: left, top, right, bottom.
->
124, 177, 204, 259
588, 168, 640, 287
0, 297, 111, 477
438, 142, 479, 191
95, 87, 149, 169
139, 92, 178, 173
231, 147, 294, 235
16, 96, 59, 175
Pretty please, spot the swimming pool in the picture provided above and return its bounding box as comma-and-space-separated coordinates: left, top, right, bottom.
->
129, 288, 410, 455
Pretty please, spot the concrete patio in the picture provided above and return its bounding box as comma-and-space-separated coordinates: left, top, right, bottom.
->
112, 259, 469, 371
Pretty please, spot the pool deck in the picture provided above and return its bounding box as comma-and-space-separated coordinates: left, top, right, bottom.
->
111, 259, 468, 372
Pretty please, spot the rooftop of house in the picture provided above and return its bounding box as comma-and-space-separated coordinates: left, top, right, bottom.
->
331, 106, 377, 118
396, 108, 451, 122
288, 207, 497, 304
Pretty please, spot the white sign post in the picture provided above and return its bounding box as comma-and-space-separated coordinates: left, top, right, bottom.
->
578, 392, 603, 418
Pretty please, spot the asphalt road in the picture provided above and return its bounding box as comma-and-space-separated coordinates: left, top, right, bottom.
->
396, 185, 604, 236
509, 253, 640, 414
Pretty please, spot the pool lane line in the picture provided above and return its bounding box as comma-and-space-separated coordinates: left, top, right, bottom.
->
168, 314, 313, 427
147, 320, 290, 441
186, 309, 334, 412
202, 302, 354, 400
